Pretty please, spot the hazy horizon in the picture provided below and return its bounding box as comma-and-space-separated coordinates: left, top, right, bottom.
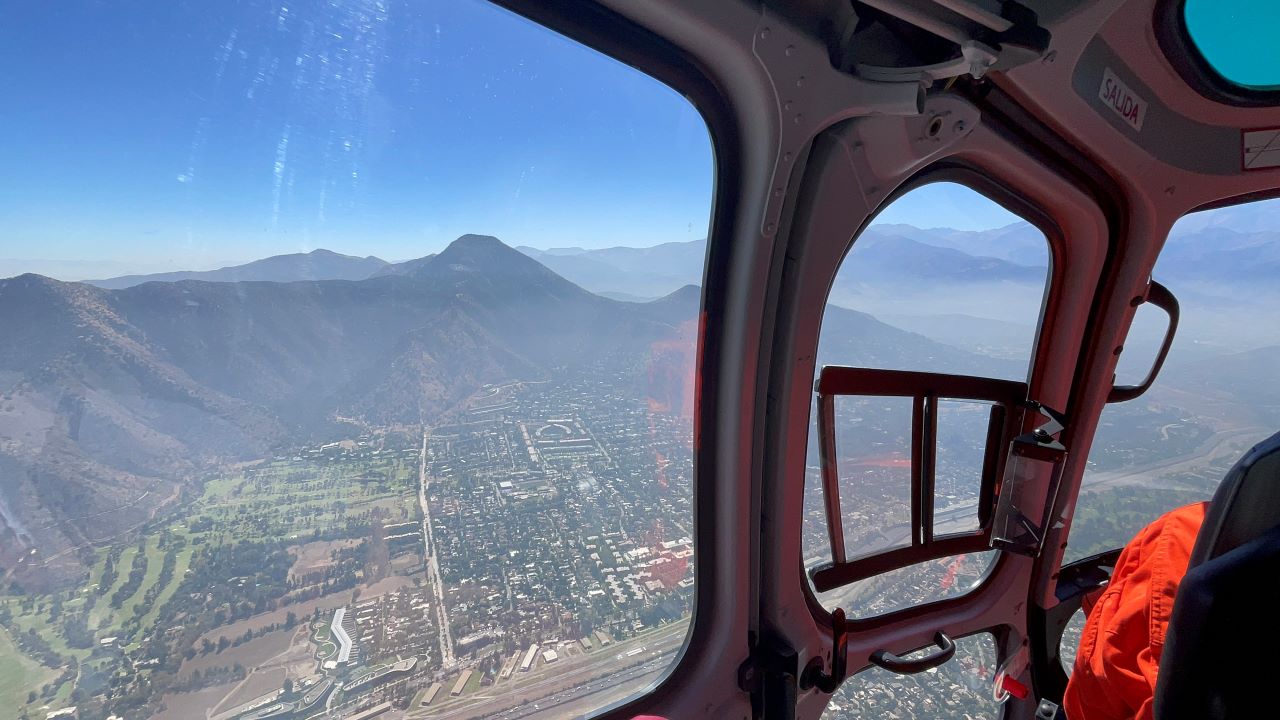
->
11, 189, 1278, 283
1, 188, 1029, 282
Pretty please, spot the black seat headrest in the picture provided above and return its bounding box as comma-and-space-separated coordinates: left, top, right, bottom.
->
1188, 430, 1280, 568
1154, 430, 1280, 720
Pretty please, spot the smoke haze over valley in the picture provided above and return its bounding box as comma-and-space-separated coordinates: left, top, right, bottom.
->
5, 202, 1280, 587
1, 203, 1279, 720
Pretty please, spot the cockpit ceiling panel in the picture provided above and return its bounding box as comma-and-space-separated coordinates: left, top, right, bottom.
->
1074, 39, 1241, 175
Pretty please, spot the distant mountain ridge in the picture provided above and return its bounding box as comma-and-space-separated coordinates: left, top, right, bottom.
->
848, 233, 1043, 283
47, 204, 1280, 298
0, 237, 709, 587
85, 248, 390, 289
9, 205, 1278, 586
0, 234, 998, 589
518, 241, 706, 300
515, 224, 1050, 300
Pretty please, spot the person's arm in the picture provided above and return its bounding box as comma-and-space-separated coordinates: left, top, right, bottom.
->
1063, 502, 1207, 720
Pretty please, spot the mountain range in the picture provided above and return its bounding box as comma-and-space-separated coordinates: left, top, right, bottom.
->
6, 207, 1277, 587
83, 224, 1050, 297
85, 249, 391, 289
0, 234, 984, 589
80, 218, 1280, 305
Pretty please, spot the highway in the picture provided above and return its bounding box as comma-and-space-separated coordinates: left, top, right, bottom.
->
492, 656, 670, 720
408, 623, 688, 720
1078, 426, 1267, 491
419, 430, 456, 669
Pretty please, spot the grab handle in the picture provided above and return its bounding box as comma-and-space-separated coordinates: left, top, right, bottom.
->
869, 632, 956, 675
1109, 280, 1179, 403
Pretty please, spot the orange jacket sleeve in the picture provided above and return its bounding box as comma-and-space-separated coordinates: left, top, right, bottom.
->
1063, 501, 1207, 720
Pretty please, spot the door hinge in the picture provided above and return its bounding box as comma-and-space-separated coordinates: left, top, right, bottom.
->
739, 635, 799, 720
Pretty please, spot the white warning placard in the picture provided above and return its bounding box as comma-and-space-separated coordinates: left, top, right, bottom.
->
1243, 127, 1280, 170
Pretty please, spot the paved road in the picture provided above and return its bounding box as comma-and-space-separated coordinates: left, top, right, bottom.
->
410, 625, 687, 720
494, 657, 670, 720
1079, 426, 1267, 491
419, 430, 456, 669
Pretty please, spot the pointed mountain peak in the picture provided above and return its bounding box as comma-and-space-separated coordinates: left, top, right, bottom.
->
453, 233, 504, 246
403, 234, 592, 300
438, 234, 508, 256
431, 234, 535, 270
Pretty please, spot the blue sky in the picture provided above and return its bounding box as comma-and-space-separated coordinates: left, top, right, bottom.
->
874, 183, 1019, 230
0, 0, 1016, 280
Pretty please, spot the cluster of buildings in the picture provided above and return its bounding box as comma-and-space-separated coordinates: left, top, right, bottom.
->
426, 377, 696, 660
280, 376, 698, 717
321, 585, 437, 673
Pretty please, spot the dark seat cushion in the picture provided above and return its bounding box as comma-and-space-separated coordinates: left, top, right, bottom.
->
1188, 432, 1280, 567
1154, 431, 1280, 720
1152, 523, 1280, 720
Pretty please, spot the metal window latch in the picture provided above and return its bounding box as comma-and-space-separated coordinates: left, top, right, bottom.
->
801, 608, 849, 693
1036, 699, 1062, 719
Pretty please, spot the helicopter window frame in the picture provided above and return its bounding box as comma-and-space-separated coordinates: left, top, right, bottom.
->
800, 167, 1066, 628
769, 91, 1110, 720
1065, 191, 1280, 565
420, 2, 743, 719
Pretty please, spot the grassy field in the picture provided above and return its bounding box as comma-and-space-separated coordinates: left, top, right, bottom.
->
0, 450, 420, 710
0, 627, 52, 720
90, 544, 139, 629
123, 537, 166, 613
136, 546, 195, 635
189, 455, 418, 545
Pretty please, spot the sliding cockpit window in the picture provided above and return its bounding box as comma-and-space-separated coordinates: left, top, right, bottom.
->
0, 2, 712, 718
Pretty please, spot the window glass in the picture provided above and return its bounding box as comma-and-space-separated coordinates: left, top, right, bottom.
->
1067, 199, 1280, 563
934, 399, 994, 537
826, 183, 1049, 380
1060, 608, 1086, 675
0, 2, 711, 719
1184, 0, 1280, 90
822, 633, 1001, 719
804, 182, 1049, 616
833, 396, 915, 560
